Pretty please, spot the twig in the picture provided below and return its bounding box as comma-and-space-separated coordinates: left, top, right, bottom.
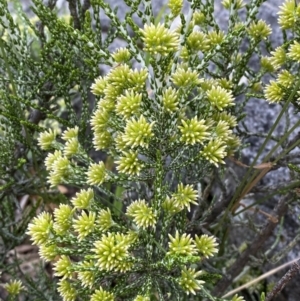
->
222, 256, 300, 298
212, 194, 290, 296
265, 260, 300, 301
67, 0, 81, 29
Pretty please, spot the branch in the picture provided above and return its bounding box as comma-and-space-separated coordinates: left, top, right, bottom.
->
265, 260, 300, 301
212, 194, 291, 296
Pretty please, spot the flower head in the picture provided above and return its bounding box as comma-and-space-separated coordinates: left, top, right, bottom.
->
179, 117, 209, 145
86, 162, 106, 185
140, 23, 179, 55
126, 199, 157, 229
39, 243, 58, 262
116, 90, 142, 118
92, 233, 131, 271
122, 115, 154, 148
195, 234, 218, 258
162, 87, 179, 112
206, 86, 234, 111
277, 70, 294, 88
44, 150, 63, 171
48, 156, 71, 186
222, 0, 244, 9
264, 80, 285, 103
168, 0, 183, 16
172, 67, 200, 88
91, 76, 107, 96
212, 112, 237, 128
91, 108, 110, 131
116, 151, 143, 176
77, 261, 95, 288
201, 139, 227, 166
54, 255, 73, 279
270, 46, 287, 69
178, 267, 204, 295
171, 183, 198, 211
193, 11, 206, 25
53, 204, 73, 235
206, 30, 224, 49
38, 129, 57, 150
232, 294, 246, 301
162, 196, 182, 214
107, 64, 131, 90
288, 41, 300, 62
93, 130, 113, 150
71, 188, 94, 209
73, 211, 96, 241
112, 47, 131, 63
260, 56, 275, 72
64, 138, 79, 157
278, 0, 300, 29
27, 212, 53, 245
98, 208, 115, 231
214, 120, 232, 141
187, 31, 209, 52
91, 287, 115, 301
127, 68, 148, 92
62, 126, 79, 141
247, 20, 271, 40
57, 279, 76, 301
4, 280, 24, 296
167, 231, 196, 256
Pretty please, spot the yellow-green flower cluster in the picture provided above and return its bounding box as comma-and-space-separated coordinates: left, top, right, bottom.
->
140, 23, 179, 55
112, 47, 131, 63
38, 129, 58, 150
201, 139, 227, 167
57, 280, 77, 301
179, 117, 209, 145
71, 188, 94, 209
168, 0, 183, 17
167, 231, 197, 256
86, 162, 107, 185
172, 67, 201, 88
206, 86, 235, 111
53, 204, 73, 235
97, 208, 115, 231
27, 212, 54, 245
187, 31, 209, 53
247, 20, 271, 40
73, 211, 96, 240
126, 199, 157, 228
164, 231, 219, 295
278, 0, 300, 29
116, 151, 143, 176
38, 127, 82, 186
91, 287, 115, 301
179, 267, 204, 295
54, 255, 73, 279
222, 0, 244, 10
167, 231, 218, 258
122, 116, 154, 148
162, 87, 179, 112
4, 280, 24, 296
92, 232, 132, 272
270, 46, 287, 70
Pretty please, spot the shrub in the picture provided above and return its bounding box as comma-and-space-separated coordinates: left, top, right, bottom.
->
2, 0, 300, 300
